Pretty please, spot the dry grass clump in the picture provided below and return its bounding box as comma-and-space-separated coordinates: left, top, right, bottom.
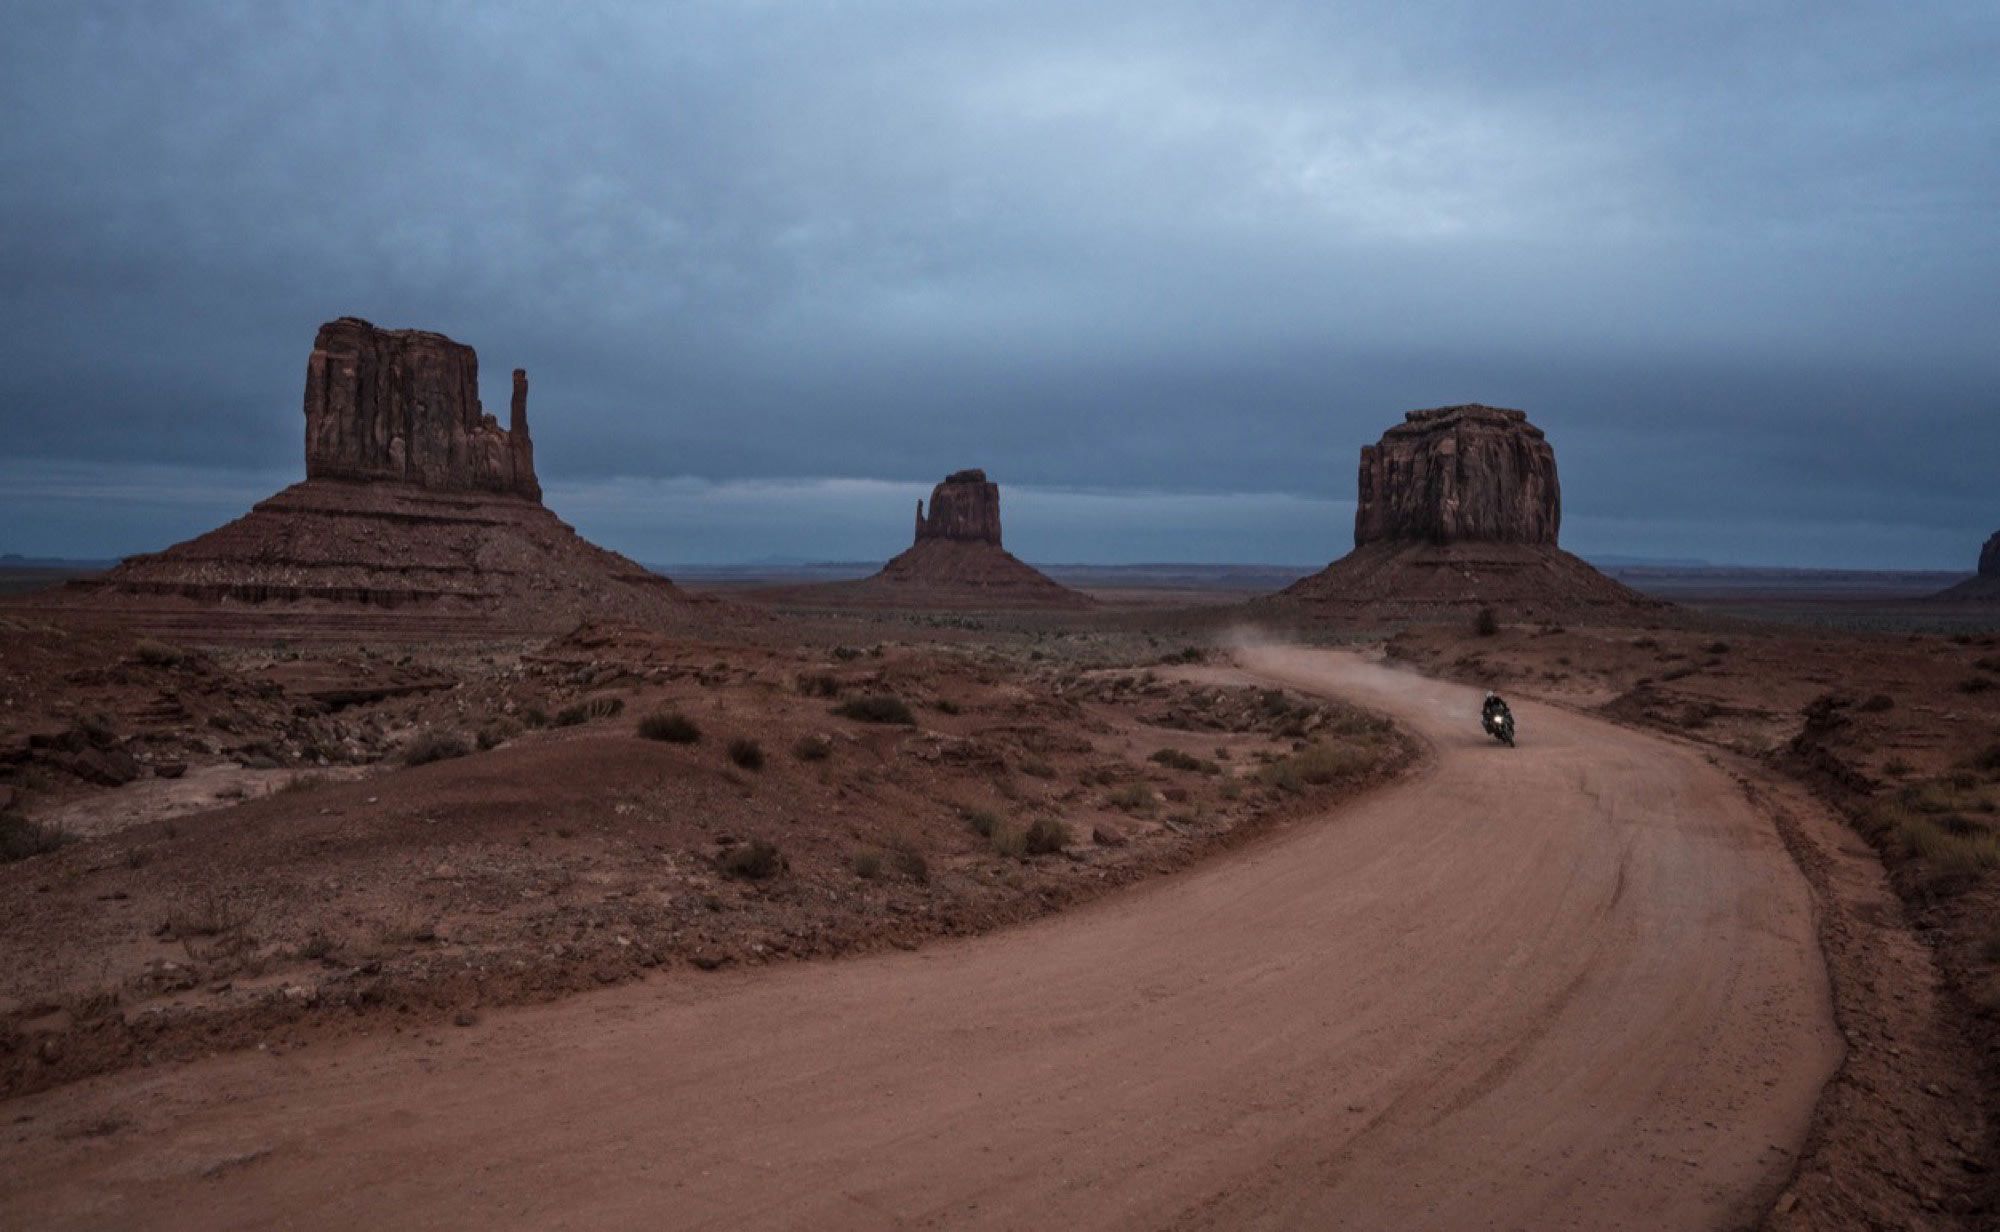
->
1022, 817, 1070, 855
132, 639, 187, 668
851, 850, 884, 879
962, 807, 1002, 838
0, 811, 73, 863
726, 737, 765, 770
1858, 777, 2000, 894
403, 729, 471, 766
1260, 740, 1379, 794
555, 695, 626, 727
718, 839, 784, 880
1150, 748, 1219, 774
796, 672, 841, 698
1108, 783, 1156, 814
792, 734, 833, 761
833, 695, 916, 725
637, 710, 702, 744
477, 718, 523, 750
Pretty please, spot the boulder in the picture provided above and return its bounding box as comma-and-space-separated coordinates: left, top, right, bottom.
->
1354, 405, 1559, 547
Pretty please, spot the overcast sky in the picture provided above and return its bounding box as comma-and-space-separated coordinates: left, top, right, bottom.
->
2, 2, 1994, 568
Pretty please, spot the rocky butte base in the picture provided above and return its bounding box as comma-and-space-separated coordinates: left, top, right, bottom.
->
792, 470, 1092, 610
1933, 531, 2000, 602
1270, 405, 1658, 619
43, 319, 698, 639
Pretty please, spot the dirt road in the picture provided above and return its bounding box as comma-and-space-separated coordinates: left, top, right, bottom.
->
0, 647, 1840, 1230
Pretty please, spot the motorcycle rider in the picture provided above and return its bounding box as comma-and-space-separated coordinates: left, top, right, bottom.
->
1482, 690, 1512, 731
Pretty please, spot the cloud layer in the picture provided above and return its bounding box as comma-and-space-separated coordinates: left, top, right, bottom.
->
2, 3, 1994, 566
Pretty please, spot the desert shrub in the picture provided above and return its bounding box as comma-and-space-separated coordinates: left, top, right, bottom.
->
1108, 783, 1155, 813
1959, 676, 1997, 695
1858, 694, 1895, 713
962, 808, 1001, 837
726, 737, 765, 770
277, 772, 327, 794
833, 695, 916, 725
133, 639, 186, 668
1023, 817, 1070, 855
1972, 743, 2000, 775
1018, 757, 1057, 779
520, 705, 549, 728
793, 734, 833, 761
831, 646, 864, 661
891, 847, 929, 883
1883, 757, 1914, 777
477, 718, 523, 750
166, 888, 251, 938
718, 839, 783, 880
1974, 656, 2000, 673
1260, 741, 1376, 793
1150, 748, 1217, 774
1159, 646, 1207, 665
990, 823, 1028, 858
1705, 641, 1731, 655
851, 850, 883, 880
933, 698, 962, 715
637, 710, 702, 744
796, 672, 841, 698
403, 729, 471, 766
1474, 607, 1500, 637
556, 695, 625, 726
0, 811, 72, 863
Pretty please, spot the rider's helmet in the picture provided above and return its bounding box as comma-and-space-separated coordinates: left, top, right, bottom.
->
1484, 690, 1496, 703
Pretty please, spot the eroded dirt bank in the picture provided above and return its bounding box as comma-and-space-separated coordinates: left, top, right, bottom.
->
0, 649, 1840, 1230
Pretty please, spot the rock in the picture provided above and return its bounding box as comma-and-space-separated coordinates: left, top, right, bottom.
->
1271, 404, 1656, 616
1091, 823, 1128, 847
914, 469, 1003, 546
1933, 530, 2000, 600
303, 316, 540, 501
67, 747, 140, 786
46, 320, 699, 635
153, 761, 187, 780
1354, 405, 1560, 547
789, 469, 1091, 609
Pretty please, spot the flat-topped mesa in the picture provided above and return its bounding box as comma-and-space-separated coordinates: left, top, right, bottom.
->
303, 317, 541, 501
1354, 405, 1559, 547
914, 468, 1003, 546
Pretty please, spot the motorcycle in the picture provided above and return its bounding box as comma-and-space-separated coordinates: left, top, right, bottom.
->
1483, 707, 1516, 747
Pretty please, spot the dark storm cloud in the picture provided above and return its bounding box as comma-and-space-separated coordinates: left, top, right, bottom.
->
2, 2, 1994, 566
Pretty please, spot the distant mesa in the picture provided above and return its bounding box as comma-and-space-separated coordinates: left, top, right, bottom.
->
1271, 405, 1657, 616
1933, 530, 2000, 601
778, 469, 1092, 610
46, 318, 701, 638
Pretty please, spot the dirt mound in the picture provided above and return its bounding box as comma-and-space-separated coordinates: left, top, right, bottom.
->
1271, 540, 1657, 617
25, 318, 712, 639
1269, 405, 1658, 618
41, 479, 700, 638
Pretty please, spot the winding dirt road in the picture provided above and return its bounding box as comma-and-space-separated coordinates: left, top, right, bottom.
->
0, 647, 1839, 1230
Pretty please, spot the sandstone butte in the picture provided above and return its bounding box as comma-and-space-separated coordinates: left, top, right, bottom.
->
795, 469, 1093, 610
1274, 405, 1657, 616
50, 318, 703, 639
1934, 529, 2000, 601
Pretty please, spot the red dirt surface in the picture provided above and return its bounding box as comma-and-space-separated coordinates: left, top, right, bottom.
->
0, 649, 1847, 1229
